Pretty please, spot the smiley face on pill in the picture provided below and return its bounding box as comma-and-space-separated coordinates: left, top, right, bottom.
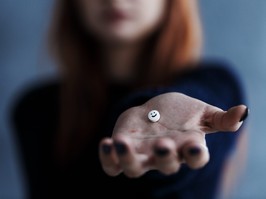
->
148, 110, 160, 122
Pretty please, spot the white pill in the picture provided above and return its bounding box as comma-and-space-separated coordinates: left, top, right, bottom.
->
148, 110, 160, 122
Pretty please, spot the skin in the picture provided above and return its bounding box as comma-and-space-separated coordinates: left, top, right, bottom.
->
77, 0, 248, 178
78, 0, 166, 81
78, 0, 166, 45
99, 93, 247, 177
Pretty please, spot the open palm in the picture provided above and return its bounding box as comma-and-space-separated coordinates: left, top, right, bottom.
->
99, 92, 248, 178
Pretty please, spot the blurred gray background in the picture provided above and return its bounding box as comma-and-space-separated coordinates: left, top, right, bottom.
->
0, 0, 265, 198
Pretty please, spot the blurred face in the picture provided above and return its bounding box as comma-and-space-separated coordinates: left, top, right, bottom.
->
78, 0, 166, 45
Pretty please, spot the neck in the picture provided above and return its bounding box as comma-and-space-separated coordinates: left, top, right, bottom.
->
102, 42, 143, 84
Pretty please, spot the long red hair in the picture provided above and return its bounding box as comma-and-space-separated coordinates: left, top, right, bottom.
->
48, 0, 203, 165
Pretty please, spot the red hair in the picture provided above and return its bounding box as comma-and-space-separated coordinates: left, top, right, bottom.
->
48, 0, 203, 165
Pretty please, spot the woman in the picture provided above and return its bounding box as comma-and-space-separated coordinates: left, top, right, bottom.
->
12, 0, 248, 198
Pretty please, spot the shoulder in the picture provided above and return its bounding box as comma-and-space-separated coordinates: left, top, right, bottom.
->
184, 59, 243, 84
176, 59, 246, 106
199, 58, 246, 95
10, 77, 61, 134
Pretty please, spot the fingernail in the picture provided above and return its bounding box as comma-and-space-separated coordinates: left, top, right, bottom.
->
114, 142, 127, 155
240, 107, 249, 122
102, 144, 112, 155
188, 147, 201, 156
154, 147, 169, 157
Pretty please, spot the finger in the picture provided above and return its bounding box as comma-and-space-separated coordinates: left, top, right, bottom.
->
99, 138, 122, 176
153, 138, 180, 175
113, 136, 148, 178
203, 105, 249, 133
181, 142, 210, 169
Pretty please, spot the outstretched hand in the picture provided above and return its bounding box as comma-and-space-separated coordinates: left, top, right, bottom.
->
99, 92, 248, 178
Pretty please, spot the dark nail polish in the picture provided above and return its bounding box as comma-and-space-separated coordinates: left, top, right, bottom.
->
114, 142, 127, 155
188, 147, 201, 156
240, 107, 249, 122
102, 144, 112, 155
154, 148, 169, 157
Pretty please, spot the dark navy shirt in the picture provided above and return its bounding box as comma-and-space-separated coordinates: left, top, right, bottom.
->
11, 60, 246, 199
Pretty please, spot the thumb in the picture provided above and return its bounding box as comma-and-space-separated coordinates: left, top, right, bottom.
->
203, 104, 249, 133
